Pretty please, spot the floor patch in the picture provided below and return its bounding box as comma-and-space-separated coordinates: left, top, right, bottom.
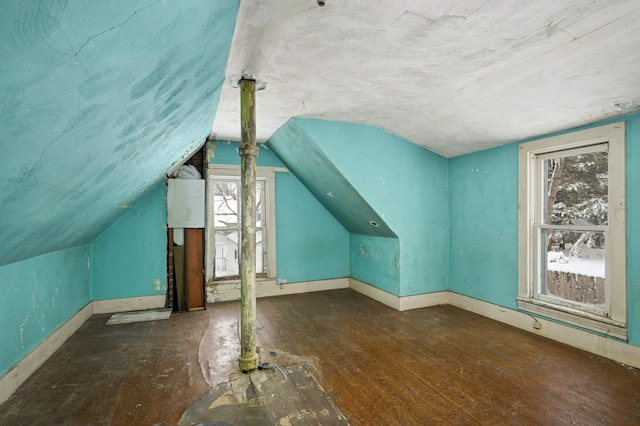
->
179, 362, 349, 426
106, 309, 171, 325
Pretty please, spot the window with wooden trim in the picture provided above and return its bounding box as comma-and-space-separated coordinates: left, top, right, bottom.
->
206, 166, 276, 282
518, 123, 626, 339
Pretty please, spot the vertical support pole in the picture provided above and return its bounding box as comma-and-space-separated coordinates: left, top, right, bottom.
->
238, 78, 259, 372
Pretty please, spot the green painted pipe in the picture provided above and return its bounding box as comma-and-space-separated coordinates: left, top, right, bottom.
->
238, 78, 259, 372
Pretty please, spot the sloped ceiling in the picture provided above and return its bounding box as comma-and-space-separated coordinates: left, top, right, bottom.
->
268, 118, 396, 238
213, 0, 640, 157
0, 0, 239, 266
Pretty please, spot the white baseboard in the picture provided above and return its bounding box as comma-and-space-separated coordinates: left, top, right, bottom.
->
399, 291, 450, 311
447, 292, 640, 370
3, 285, 638, 408
1, 294, 169, 405
348, 278, 448, 311
0, 303, 93, 406
92, 295, 166, 314
258, 278, 349, 298
348, 278, 400, 309
207, 278, 350, 303
347, 279, 640, 369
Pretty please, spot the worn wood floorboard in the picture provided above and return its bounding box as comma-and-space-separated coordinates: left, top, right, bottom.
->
0, 288, 639, 425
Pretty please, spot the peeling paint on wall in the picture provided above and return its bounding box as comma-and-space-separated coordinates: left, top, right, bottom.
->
0, 245, 91, 376
207, 140, 216, 162
91, 183, 167, 300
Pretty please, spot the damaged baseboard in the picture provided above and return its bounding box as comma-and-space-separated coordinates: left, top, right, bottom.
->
3, 282, 639, 408
1, 294, 166, 406
447, 292, 640, 370
349, 279, 640, 370
0, 303, 93, 406
93, 295, 166, 314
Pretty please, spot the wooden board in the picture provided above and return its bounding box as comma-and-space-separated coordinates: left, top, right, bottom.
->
184, 228, 204, 311
106, 310, 171, 325
173, 245, 185, 311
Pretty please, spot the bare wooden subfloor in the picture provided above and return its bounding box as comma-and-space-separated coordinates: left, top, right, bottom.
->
1, 289, 639, 425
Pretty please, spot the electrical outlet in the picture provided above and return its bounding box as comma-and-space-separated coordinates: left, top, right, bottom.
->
533, 319, 541, 330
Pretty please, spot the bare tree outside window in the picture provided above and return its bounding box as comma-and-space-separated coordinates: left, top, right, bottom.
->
213, 179, 265, 279
543, 150, 608, 306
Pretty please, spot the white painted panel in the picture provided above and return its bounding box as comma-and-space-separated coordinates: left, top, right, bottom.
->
167, 179, 205, 228
106, 309, 171, 325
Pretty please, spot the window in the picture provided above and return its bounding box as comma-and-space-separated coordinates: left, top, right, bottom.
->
518, 123, 626, 339
205, 166, 276, 282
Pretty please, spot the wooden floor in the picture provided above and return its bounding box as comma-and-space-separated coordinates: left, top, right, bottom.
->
1, 289, 639, 425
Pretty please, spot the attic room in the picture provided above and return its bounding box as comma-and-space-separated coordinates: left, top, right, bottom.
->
1, 0, 640, 424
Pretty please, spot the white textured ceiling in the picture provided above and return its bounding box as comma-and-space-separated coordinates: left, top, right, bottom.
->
213, 0, 640, 157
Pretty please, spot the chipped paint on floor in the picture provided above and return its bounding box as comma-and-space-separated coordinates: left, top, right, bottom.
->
179, 361, 349, 426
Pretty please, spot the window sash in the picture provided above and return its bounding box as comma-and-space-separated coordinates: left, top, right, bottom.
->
534, 142, 608, 160
533, 227, 608, 316
531, 146, 611, 315
517, 122, 626, 340
205, 165, 281, 284
212, 178, 266, 279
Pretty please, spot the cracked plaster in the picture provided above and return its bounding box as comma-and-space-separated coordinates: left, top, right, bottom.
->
0, 0, 239, 266
213, 0, 640, 157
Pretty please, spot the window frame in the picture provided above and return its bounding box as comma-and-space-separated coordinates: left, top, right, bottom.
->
205, 165, 279, 284
211, 176, 266, 279
517, 122, 627, 340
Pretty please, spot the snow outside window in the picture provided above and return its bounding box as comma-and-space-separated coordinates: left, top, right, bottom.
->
213, 178, 265, 278
205, 166, 276, 283
517, 123, 626, 340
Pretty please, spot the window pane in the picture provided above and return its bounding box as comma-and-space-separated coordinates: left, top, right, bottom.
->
542, 229, 605, 305
256, 182, 264, 227
213, 179, 266, 279
215, 229, 264, 277
214, 182, 238, 227
545, 151, 608, 226
256, 228, 264, 274
215, 229, 239, 278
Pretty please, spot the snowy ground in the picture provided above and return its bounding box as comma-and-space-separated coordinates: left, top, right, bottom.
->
547, 248, 605, 278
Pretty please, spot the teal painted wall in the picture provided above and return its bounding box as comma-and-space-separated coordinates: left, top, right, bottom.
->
209, 141, 286, 168
210, 141, 350, 283
350, 235, 400, 294
91, 183, 168, 300
624, 114, 640, 346
449, 112, 640, 348
448, 144, 519, 308
0, 1, 239, 267
275, 173, 350, 282
267, 120, 400, 292
0, 246, 90, 376
289, 118, 449, 296
267, 122, 396, 238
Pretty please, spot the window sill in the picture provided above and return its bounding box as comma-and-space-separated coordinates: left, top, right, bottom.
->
210, 277, 277, 286
517, 297, 627, 341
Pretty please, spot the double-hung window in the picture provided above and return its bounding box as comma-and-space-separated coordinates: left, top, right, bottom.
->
205, 166, 276, 283
518, 123, 626, 339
